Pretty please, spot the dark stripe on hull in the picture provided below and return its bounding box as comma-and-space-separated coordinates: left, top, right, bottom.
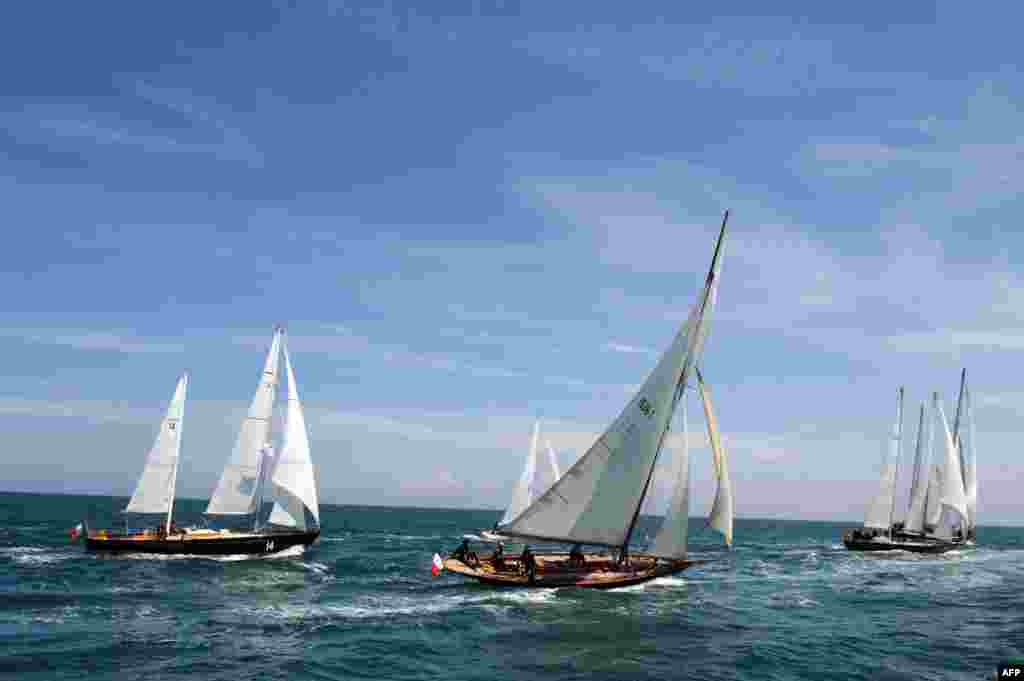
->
85, 530, 319, 556
843, 537, 962, 554
842, 539, 899, 552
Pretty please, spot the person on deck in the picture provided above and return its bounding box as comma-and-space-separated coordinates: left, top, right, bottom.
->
451, 539, 471, 562
491, 542, 505, 570
568, 544, 585, 568
519, 545, 536, 583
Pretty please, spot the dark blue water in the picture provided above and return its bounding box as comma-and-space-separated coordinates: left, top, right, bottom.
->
1, 492, 1021, 680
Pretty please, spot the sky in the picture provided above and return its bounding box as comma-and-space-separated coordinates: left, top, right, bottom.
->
1, 2, 1022, 523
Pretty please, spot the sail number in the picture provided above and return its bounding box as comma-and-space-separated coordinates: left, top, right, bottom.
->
637, 397, 655, 419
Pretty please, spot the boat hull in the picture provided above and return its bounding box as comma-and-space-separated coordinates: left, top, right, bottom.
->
443, 552, 701, 589
84, 528, 319, 556
843, 531, 964, 555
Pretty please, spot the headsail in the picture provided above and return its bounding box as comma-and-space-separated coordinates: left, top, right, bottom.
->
125, 373, 188, 524
934, 395, 968, 526
501, 422, 541, 525
498, 215, 727, 547
649, 395, 690, 559
698, 369, 734, 547
924, 462, 943, 528
904, 403, 933, 534
863, 388, 903, 530
267, 340, 319, 529
206, 328, 283, 516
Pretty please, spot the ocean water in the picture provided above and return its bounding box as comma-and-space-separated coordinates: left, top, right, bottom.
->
1, 492, 1021, 681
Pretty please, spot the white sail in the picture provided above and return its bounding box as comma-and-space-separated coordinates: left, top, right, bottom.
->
650, 392, 690, 559
904, 403, 933, 534
699, 372, 734, 547
924, 462, 943, 528
935, 397, 969, 526
961, 386, 978, 529
498, 223, 725, 547
267, 342, 319, 529
544, 440, 561, 487
863, 389, 903, 530
206, 328, 282, 515
125, 373, 188, 517
500, 422, 541, 525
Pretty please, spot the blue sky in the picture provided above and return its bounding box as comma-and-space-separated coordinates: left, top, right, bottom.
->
2, 2, 1022, 522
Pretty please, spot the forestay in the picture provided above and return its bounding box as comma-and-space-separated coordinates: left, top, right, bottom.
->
649, 394, 690, 559
206, 329, 282, 515
904, 403, 933, 534
498, 223, 725, 547
863, 389, 903, 530
125, 373, 188, 516
267, 343, 319, 529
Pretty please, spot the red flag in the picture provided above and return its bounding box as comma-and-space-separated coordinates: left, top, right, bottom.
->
431, 553, 444, 576
69, 523, 83, 541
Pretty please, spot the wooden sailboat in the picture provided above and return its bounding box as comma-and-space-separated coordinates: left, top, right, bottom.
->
81, 326, 320, 556
844, 373, 974, 554
437, 212, 735, 589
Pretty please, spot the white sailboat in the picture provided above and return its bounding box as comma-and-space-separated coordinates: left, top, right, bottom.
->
83, 326, 320, 555
439, 211, 735, 588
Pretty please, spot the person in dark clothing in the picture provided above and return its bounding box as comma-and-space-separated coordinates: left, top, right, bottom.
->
568, 544, 585, 568
519, 545, 536, 583
491, 542, 506, 570
451, 539, 470, 561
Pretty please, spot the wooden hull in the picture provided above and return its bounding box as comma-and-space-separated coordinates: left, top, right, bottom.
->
443, 552, 701, 589
84, 528, 319, 556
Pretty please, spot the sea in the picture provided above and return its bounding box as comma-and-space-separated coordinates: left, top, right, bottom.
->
1, 492, 1021, 681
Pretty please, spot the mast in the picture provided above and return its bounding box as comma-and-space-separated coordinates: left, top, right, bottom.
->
165, 371, 188, 534
620, 209, 729, 560
887, 387, 904, 539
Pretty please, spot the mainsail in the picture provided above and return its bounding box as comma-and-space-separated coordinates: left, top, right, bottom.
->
698, 369, 734, 547
904, 403, 933, 534
206, 328, 283, 516
863, 388, 903, 530
935, 395, 968, 526
649, 396, 690, 559
267, 341, 319, 529
125, 373, 188, 530
497, 215, 727, 548
924, 462, 943, 528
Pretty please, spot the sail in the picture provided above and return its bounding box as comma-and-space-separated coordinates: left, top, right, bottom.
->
935, 397, 969, 526
698, 370, 733, 547
267, 342, 319, 529
125, 373, 188, 516
544, 440, 561, 487
206, 329, 282, 515
650, 395, 690, 559
498, 221, 726, 547
925, 462, 943, 528
863, 389, 903, 530
904, 403, 933, 534
501, 422, 541, 525
961, 386, 978, 528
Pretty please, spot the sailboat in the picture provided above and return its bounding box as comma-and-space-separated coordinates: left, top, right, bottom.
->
843, 372, 974, 554
436, 212, 735, 589
82, 326, 320, 555
477, 420, 561, 543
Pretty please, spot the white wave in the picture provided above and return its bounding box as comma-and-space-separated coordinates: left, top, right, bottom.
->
1, 546, 73, 565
